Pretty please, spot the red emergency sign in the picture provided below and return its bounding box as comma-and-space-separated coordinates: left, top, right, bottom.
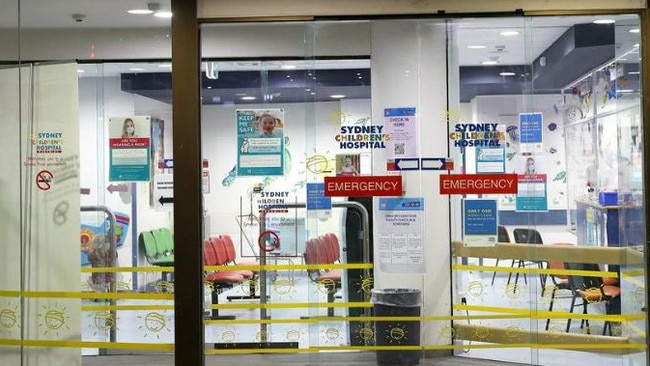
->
324, 176, 402, 197
440, 174, 518, 194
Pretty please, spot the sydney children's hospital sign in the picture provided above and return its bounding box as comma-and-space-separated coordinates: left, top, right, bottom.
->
449, 123, 505, 147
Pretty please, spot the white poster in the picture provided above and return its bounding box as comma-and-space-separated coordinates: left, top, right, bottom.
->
376, 197, 424, 273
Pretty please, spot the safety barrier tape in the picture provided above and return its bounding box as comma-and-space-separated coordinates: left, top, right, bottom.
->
81, 263, 373, 273
454, 304, 645, 321
0, 340, 643, 352
452, 264, 618, 278
0, 338, 174, 351
82, 304, 175, 311
0, 291, 173, 300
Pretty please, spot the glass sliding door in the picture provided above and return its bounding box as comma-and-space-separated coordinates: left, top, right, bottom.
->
448, 13, 646, 366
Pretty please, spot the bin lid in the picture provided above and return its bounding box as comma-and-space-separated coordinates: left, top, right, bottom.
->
371, 288, 421, 306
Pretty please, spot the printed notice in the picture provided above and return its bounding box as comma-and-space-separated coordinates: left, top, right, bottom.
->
463, 199, 498, 247
384, 107, 417, 158
108, 116, 151, 182
377, 197, 424, 273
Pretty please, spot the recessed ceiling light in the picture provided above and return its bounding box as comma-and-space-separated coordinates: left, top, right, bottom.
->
629, 28, 640, 33
467, 45, 487, 49
499, 72, 516, 76
593, 19, 615, 24
154, 11, 173, 18
281, 65, 297, 70
77, 69, 85, 73
500, 31, 519, 36
127, 9, 154, 15
482, 60, 499, 65
310, 92, 316, 95
129, 67, 145, 71
330, 94, 346, 99
241, 96, 256, 100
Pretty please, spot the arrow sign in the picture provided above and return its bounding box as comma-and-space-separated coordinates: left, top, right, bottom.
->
164, 159, 174, 169
421, 158, 447, 170
107, 183, 129, 193
158, 196, 174, 205
394, 158, 420, 171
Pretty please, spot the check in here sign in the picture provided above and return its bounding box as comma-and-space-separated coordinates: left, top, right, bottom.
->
324, 176, 402, 197
440, 174, 518, 195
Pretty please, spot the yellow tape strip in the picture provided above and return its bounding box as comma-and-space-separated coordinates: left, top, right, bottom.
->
453, 264, 618, 278
205, 318, 315, 325
0, 291, 173, 300
0, 338, 643, 353
455, 304, 645, 321
211, 301, 372, 310
82, 266, 174, 273
205, 263, 373, 271
82, 304, 175, 311
0, 338, 174, 351
621, 274, 645, 288
622, 269, 646, 278
81, 263, 373, 273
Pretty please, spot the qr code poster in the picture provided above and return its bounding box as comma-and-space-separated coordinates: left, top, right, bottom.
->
384, 107, 417, 159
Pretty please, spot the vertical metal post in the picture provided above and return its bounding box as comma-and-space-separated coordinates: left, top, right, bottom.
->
172, 0, 204, 365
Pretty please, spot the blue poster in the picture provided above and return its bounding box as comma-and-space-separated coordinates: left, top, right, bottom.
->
109, 116, 151, 182
463, 199, 498, 246
519, 113, 543, 144
306, 183, 331, 210
237, 109, 284, 176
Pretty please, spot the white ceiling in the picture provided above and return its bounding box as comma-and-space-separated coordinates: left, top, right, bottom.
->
1, 2, 641, 67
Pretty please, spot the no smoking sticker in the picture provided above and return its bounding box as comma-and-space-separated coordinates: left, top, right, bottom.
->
36, 170, 53, 191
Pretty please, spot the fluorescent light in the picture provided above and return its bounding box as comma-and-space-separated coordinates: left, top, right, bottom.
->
330, 94, 346, 99
617, 89, 635, 93
127, 9, 154, 15
158, 63, 172, 68
499, 72, 515, 76
467, 45, 487, 49
281, 65, 297, 70
629, 28, 640, 33
482, 60, 498, 65
628, 71, 640, 75
241, 96, 256, 100
77, 69, 85, 73
154, 11, 173, 18
593, 19, 615, 24
500, 31, 519, 36
129, 67, 145, 71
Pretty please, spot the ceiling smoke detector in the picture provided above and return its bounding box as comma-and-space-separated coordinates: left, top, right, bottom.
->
71, 13, 86, 23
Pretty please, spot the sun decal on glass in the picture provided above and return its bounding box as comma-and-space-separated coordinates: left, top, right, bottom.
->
0, 302, 20, 332
87, 311, 118, 336
38, 302, 70, 338
385, 323, 408, 344
138, 311, 171, 339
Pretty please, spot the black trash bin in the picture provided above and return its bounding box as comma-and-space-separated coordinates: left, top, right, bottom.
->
372, 288, 422, 366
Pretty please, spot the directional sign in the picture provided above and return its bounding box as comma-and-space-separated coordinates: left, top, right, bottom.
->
154, 173, 174, 211
107, 183, 129, 194
421, 158, 447, 170
163, 159, 174, 169
394, 158, 420, 171
440, 174, 518, 195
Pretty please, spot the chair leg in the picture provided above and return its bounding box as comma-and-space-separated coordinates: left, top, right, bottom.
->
506, 259, 516, 285
490, 259, 500, 286
545, 287, 557, 331
566, 295, 577, 332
